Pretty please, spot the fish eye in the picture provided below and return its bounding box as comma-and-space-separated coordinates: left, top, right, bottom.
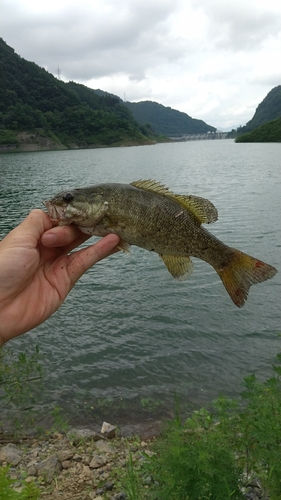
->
63, 192, 74, 203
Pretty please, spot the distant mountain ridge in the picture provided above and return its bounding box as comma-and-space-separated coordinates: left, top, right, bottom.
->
124, 100, 216, 135
0, 37, 217, 152
93, 90, 216, 135
0, 38, 156, 150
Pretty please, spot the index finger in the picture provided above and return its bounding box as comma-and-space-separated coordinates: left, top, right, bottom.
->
66, 233, 121, 284
3, 209, 53, 248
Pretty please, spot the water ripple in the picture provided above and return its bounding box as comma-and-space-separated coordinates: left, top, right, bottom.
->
1, 142, 280, 423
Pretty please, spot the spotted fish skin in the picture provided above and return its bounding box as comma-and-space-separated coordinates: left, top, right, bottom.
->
43, 180, 277, 307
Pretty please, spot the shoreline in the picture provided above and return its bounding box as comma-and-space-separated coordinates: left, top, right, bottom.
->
0, 130, 170, 153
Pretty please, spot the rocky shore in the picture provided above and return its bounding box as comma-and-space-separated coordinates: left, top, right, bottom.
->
0, 425, 270, 500
0, 424, 153, 499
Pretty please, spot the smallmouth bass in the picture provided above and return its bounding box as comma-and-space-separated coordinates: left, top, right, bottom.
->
43, 180, 277, 307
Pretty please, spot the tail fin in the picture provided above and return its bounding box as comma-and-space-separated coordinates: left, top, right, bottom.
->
216, 249, 277, 307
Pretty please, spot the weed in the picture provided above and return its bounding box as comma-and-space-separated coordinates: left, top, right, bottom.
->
0, 466, 40, 499
150, 413, 243, 500
50, 405, 70, 433
236, 372, 281, 498
0, 345, 42, 406
140, 398, 163, 413
120, 353, 281, 500
124, 451, 143, 500
0, 344, 43, 432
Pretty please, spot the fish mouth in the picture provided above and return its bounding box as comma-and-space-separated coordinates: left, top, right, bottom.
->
43, 200, 70, 225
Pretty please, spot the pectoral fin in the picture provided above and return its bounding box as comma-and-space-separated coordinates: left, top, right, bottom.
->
159, 255, 194, 281
117, 239, 131, 252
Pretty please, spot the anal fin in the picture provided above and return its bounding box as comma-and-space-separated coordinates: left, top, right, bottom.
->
159, 255, 193, 281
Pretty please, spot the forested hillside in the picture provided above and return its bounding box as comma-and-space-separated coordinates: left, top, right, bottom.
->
235, 117, 281, 143
124, 100, 216, 135
237, 85, 281, 135
0, 38, 156, 150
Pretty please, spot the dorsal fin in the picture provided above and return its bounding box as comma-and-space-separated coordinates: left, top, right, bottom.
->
130, 179, 170, 195
173, 194, 218, 224
130, 179, 218, 224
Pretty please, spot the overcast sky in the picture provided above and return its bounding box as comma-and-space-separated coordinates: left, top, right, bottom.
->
2, 0, 281, 129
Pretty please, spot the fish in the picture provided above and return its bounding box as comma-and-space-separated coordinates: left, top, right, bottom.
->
43, 179, 277, 307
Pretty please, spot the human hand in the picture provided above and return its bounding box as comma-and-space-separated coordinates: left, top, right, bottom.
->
0, 209, 120, 345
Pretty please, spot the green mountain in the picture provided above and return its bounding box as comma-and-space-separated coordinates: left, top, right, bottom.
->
0, 38, 156, 151
235, 117, 281, 143
238, 85, 281, 134
124, 100, 216, 135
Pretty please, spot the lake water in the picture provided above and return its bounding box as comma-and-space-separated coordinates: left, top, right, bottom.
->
1, 140, 280, 431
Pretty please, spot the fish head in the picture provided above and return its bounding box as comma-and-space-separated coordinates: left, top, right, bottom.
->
43, 188, 108, 227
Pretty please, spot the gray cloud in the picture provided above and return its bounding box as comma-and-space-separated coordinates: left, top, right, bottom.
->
197, 0, 281, 50
2, 0, 186, 81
